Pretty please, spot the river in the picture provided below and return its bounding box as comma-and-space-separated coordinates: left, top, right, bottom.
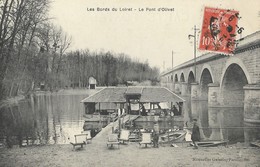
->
0, 91, 91, 146
0, 90, 256, 147
182, 96, 244, 142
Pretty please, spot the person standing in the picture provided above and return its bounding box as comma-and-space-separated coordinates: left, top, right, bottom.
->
172, 105, 178, 115
153, 121, 160, 148
191, 119, 200, 149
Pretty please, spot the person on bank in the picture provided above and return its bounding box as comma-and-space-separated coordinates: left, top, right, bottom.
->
172, 105, 178, 115
153, 121, 160, 148
191, 119, 200, 149
141, 104, 147, 116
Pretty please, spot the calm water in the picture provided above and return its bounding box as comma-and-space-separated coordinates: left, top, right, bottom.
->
182, 96, 245, 142
0, 91, 256, 147
0, 93, 88, 146
133, 96, 247, 143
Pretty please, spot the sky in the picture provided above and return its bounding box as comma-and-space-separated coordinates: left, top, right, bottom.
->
49, 0, 260, 72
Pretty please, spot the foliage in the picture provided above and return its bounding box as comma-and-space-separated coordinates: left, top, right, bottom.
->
64, 50, 160, 87
0, 0, 160, 100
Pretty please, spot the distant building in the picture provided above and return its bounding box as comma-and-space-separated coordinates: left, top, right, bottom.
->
126, 81, 139, 86
89, 77, 97, 89
40, 82, 45, 90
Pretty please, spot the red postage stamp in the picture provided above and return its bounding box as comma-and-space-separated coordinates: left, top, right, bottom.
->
199, 7, 240, 54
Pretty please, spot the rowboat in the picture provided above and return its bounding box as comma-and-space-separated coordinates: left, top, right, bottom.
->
250, 140, 260, 148
159, 130, 187, 143
190, 140, 228, 147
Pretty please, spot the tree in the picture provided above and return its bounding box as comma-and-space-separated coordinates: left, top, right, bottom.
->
0, 0, 50, 99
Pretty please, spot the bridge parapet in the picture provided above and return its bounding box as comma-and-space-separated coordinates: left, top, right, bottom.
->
236, 31, 260, 49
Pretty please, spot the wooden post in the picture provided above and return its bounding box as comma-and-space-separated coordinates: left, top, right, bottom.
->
167, 131, 170, 145
226, 128, 229, 146
139, 103, 141, 115
118, 108, 121, 132
99, 103, 101, 130
108, 112, 111, 124
122, 108, 125, 129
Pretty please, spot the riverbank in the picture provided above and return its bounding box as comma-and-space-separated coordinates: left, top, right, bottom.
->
0, 95, 25, 108
34, 87, 102, 95
0, 87, 100, 108
0, 142, 259, 167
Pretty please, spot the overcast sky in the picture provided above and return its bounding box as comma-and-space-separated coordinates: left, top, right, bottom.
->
49, 0, 260, 71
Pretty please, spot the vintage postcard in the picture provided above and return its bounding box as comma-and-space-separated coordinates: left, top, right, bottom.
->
0, 0, 259, 167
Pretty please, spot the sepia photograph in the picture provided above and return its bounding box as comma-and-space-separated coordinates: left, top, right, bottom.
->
0, 0, 259, 166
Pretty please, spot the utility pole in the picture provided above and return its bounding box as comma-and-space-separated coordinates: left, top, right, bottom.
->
188, 25, 199, 82
172, 51, 174, 69
171, 51, 177, 82
172, 51, 174, 82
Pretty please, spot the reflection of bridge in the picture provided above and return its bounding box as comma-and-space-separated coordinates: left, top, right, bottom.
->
160, 31, 260, 125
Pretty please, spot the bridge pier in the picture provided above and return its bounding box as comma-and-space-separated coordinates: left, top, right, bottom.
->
208, 83, 220, 107
174, 82, 181, 94
190, 100, 207, 140
243, 84, 260, 124
167, 82, 174, 92
181, 82, 188, 96
208, 107, 224, 140
191, 82, 200, 100
208, 106, 244, 141
244, 85, 260, 144
244, 122, 260, 146
171, 82, 175, 92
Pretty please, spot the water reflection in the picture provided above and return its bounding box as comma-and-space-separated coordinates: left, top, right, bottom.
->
244, 122, 260, 144
0, 91, 255, 147
183, 96, 244, 143
0, 94, 87, 147
190, 99, 211, 139
126, 96, 245, 143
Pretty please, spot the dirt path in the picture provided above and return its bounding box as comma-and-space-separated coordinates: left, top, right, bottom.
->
0, 140, 259, 167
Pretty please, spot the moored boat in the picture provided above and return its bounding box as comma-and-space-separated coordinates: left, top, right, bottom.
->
190, 140, 228, 147
250, 140, 260, 148
159, 130, 187, 143
83, 113, 117, 122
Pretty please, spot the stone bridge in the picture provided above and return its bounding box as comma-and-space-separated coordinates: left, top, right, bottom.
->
160, 31, 260, 125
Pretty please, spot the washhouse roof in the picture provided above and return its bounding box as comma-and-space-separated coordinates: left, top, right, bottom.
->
81, 86, 185, 103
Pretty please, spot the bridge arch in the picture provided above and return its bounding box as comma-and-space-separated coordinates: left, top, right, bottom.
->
180, 73, 185, 82
220, 57, 251, 106
188, 69, 195, 83
174, 74, 178, 82
220, 57, 252, 87
187, 69, 195, 94
199, 64, 214, 100
199, 64, 215, 84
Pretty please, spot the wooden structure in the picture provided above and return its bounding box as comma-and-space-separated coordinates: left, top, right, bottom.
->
118, 129, 130, 144
81, 130, 92, 143
107, 134, 120, 149
139, 133, 153, 148
70, 134, 88, 150
190, 140, 229, 147
81, 86, 185, 130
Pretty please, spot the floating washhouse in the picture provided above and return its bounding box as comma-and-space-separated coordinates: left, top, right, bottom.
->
80, 86, 185, 131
